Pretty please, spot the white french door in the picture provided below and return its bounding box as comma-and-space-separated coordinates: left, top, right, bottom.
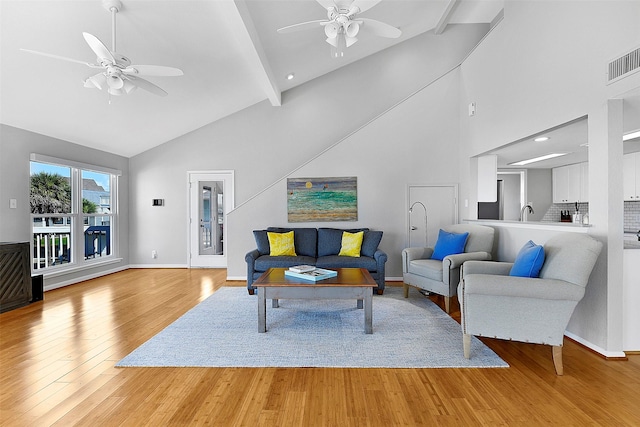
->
188, 171, 234, 268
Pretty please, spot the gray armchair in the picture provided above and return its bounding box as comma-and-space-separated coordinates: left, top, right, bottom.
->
402, 224, 495, 313
458, 233, 602, 375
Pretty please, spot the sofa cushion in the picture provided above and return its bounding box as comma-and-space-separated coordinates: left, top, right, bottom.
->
254, 255, 316, 272
431, 229, 469, 261
267, 227, 318, 257
510, 240, 545, 278
316, 255, 378, 271
267, 231, 296, 256
253, 230, 271, 255
338, 231, 364, 257
361, 230, 383, 258
317, 228, 369, 257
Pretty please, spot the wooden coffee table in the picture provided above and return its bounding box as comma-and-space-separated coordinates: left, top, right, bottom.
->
253, 268, 377, 334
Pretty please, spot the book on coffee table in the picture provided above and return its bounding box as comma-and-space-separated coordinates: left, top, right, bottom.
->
284, 267, 337, 282
288, 265, 316, 273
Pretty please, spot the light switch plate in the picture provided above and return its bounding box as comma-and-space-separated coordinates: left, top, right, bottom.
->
9, 199, 17, 209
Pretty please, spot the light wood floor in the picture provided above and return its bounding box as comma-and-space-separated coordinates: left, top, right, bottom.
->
1, 269, 639, 426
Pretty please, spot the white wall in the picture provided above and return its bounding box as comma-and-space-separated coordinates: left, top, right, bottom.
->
458, 0, 640, 353
0, 124, 130, 288
227, 70, 461, 279
128, 25, 489, 275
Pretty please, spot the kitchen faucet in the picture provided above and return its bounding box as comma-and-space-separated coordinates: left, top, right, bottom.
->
520, 204, 534, 221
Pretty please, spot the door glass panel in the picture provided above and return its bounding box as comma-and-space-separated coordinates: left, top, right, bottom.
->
200, 186, 213, 255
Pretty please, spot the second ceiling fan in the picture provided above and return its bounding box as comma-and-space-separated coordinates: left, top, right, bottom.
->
277, 0, 401, 57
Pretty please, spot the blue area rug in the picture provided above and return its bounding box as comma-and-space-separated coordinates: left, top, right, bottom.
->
116, 286, 508, 369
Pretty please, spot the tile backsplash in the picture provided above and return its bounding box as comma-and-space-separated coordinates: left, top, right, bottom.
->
542, 202, 589, 223
541, 201, 640, 231
625, 201, 640, 232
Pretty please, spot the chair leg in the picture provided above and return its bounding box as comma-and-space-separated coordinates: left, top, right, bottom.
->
444, 296, 451, 314
463, 333, 471, 359
403, 283, 409, 298
552, 345, 564, 376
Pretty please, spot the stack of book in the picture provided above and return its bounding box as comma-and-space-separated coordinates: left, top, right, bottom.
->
284, 265, 337, 281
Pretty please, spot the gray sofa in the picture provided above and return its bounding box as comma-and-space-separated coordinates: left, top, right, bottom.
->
245, 227, 387, 294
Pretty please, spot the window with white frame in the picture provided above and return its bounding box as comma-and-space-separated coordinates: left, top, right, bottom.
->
30, 154, 120, 272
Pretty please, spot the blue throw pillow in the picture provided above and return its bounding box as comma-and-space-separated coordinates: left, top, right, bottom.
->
510, 240, 545, 278
431, 229, 469, 261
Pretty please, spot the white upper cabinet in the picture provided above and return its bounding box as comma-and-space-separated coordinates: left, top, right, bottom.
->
553, 162, 588, 203
623, 152, 640, 201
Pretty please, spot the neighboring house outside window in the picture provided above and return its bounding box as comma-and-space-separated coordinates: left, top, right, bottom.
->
30, 154, 120, 273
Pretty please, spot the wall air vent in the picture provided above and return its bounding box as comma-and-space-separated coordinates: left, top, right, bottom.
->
607, 46, 640, 84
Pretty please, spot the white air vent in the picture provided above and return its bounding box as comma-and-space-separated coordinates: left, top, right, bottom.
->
607, 46, 640, 84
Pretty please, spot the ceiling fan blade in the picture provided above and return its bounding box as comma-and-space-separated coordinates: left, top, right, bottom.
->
20, 48, 98, 68
124, 75, 168, 97
359, 18, 401, 38
122, 65, 184, 77
277, 20, 328, 34
82, 32, 115, 63
350, 0, 381, 13
315, 0, 336, 10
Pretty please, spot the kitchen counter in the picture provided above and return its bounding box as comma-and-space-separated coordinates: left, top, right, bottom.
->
464, 219, 591, 232
463, 219, 591, 262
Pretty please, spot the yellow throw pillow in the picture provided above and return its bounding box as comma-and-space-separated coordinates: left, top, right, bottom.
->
338, 231, 364, 257
267, 231, 296, 256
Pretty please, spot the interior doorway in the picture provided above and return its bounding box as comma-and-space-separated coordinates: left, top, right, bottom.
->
188, 171, 234, 268
407, 184, 458, 248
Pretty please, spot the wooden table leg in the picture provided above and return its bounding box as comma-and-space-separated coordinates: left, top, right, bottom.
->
258, 287, 266, 333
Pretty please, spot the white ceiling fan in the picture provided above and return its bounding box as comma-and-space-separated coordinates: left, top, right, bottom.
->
20, 0, 183, 98
277, 0, 401, 58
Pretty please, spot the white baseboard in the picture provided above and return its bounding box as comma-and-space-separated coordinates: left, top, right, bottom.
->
565, 331, 627, 358
128, 264, 188, 269
44, 265, 129, 292
227, 276, 246, 281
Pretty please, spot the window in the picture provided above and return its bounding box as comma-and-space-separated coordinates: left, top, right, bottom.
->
30, 154, 120, 272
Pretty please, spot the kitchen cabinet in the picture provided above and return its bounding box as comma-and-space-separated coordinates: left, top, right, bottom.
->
553, 163, 587, 203
623, 152, 640, 201
580, 162, 589, 203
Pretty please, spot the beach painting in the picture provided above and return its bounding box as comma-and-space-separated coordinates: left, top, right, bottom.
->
287, 177, 357, 222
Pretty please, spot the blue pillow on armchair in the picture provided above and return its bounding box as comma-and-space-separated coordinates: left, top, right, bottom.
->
431, 229, 469, 261
510, 240, 545, 277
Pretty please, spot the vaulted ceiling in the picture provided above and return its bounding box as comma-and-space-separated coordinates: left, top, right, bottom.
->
1, 0, 504, 157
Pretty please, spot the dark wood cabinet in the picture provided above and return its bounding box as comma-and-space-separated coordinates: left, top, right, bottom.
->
0, 242, 32, 313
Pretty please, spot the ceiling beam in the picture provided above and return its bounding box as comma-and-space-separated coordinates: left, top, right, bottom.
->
434, 0, 460, 35
232, 0, 281, 106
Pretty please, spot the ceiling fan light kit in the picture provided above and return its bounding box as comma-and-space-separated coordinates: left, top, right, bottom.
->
20, 0, 183, 101
277, 0, 401, 58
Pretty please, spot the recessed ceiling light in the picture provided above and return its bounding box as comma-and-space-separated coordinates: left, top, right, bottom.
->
508, 153, 569, 166
533, 136, 550, 142
623, 130, 640, 141
286, 73, 295, 80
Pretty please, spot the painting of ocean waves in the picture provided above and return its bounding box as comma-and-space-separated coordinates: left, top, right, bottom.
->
287, 177, 357, 222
